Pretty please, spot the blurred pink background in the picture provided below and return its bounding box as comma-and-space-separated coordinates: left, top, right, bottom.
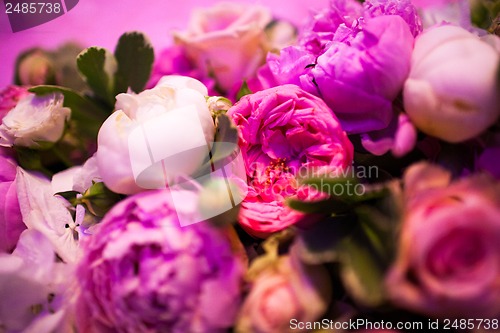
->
0, 0, 329, 88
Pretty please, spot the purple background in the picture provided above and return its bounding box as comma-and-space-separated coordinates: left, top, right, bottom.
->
0, 0, 329, 88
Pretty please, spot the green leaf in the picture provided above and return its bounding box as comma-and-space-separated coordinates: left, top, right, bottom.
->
114, 32, 154, 95
54, 190, 79, 205
29, 85, 109, 138
236, 81, 252, 101
77, 47, 116, 106
294, 214, 388, 306
294, 215, 357, 265
339, 235, 387, 307
81, 182, 122, 217
287, 197, 352, 214
15, 147, 51, 176
192, 114, 240, 178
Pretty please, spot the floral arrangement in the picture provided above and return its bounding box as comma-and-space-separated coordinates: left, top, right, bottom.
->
1, 0, 500, 332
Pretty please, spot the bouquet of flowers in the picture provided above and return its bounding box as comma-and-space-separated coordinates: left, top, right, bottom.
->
1, 0, 499, 332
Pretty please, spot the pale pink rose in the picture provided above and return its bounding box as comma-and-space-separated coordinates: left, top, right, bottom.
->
403, 25, 500, 142
386, 162, 500, 318
236, 254, 331, 333
174, 2, 272, 92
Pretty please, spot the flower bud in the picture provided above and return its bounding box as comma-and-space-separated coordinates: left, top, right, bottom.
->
17, 50, 56, 86
404, 25, 500, 142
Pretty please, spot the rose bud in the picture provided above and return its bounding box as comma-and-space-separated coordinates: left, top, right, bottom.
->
236, 242, 331, 333
16, 49, 56, 86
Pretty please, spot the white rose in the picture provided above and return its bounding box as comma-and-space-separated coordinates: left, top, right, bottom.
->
403, 25, 500, 142
96, 75, 215, 195
0, 93, 70, 148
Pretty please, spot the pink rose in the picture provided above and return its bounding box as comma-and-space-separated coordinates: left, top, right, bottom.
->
228, 85, 353, 237
236, 251, 331, 333
174, 2, 272, 92
0, 153, 24, 252
386, 162, 500, 318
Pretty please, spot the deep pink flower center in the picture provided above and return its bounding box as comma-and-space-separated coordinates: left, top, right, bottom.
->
263, 157, 291, 185
426, 229, 487, 279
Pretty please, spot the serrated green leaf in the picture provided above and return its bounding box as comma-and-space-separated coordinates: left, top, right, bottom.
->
114, 32, 154, 95
77, 47, 116, 106
29, 85, 109, 138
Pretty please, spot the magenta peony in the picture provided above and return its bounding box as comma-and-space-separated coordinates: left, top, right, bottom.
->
364, 0, 422, 37
309, 15, 414, 134
299, 0, 363, 56
386, 162, 500, 319
228, 85, 353, 238
75, 189, 244, 333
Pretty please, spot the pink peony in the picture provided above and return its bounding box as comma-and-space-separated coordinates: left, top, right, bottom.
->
75, 189, 244, 333
386, 162, 500, 319
228, 85, 353, 238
